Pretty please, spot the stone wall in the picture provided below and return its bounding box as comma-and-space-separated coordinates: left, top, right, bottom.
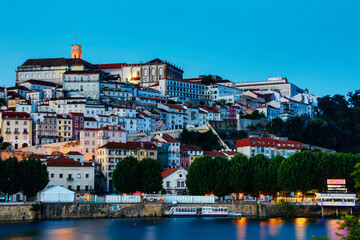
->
0, 204, 36, 221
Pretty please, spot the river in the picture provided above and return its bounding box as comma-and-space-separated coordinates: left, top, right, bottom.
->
0, 217, 344, 240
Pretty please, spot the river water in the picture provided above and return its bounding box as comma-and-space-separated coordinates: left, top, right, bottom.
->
0, 217, 344, 240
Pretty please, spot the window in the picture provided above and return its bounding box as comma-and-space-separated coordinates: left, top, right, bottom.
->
50, 173, 54, 178
77, 186, 81, 191
166, 181, 170, 188
86, 173, 89, 178
59, 173, 63, 178
77, 173, 81, 178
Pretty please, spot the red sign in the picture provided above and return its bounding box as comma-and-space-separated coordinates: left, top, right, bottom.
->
327, 179, 346, 185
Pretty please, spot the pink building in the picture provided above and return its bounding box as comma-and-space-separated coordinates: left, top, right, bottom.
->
79, 124, 126, 161
68, 112, 84, 140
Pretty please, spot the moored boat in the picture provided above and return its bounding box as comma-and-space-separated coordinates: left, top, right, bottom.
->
165, 206, 229, 217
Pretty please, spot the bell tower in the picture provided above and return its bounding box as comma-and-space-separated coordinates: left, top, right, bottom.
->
71, 44, 82, 59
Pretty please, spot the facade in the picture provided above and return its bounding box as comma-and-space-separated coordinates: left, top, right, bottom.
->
97, 58, 184, 87
63, 70, 103, 99
46, 156, 94, 200
16, 57, 95, 85
68, 112, 84, 140
180, 145, 203, 169
96, 142, 157, 192
207, 84, 242, 103
79, 125, 126, 161
35, 116, 60, 145
153, 133, 180, 168
162, 168, 187, 195
235, 77, 304, 97
236, 138, 302, 158
157, 103, 187, 130
57, 115, 73, 142
1, 112, 32, 149
158, 78, 207, 103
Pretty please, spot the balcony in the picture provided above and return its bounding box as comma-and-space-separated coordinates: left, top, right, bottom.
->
5, 131, 11, 134
100, 136, 110, 139
67, 177, 74, 182
23, 131, 29, 135
14, 131, 20, 135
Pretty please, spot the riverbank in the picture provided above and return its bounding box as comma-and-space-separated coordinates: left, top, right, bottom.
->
0, 202, 355, 222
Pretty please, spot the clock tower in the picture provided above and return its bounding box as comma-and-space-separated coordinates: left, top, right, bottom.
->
71, 44, 82, 59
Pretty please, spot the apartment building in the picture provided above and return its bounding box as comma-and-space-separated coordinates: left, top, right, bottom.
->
1, 112, 32, 149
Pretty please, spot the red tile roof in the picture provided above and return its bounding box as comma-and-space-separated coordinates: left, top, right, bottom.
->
46, 156, 92, 167
20, 79, 58, 87
98, 142, 157, 150
157, 133, 179, 143
180, 145, 203, 151
2, 112, 31, 119
161, 168, 178, 178
164, 104, 186, 110
236, 137, 302, 149
130, 77, 141, 80
203, 151, 227, 157
96, 63, 127, 69
66, 151, 83, 155
136, 96, 168, 102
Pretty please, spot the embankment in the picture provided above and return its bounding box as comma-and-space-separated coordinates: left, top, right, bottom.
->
0, 202, 355, 222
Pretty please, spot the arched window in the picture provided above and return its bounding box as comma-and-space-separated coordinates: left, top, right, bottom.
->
177, 181, 180, 187
181, 181, 184, 187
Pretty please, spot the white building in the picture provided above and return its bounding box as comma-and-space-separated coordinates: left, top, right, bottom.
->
153, 133, 181, 168
162, 168, 187, 195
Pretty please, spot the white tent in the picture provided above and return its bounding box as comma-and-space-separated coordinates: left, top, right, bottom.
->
39, 186, 75, 203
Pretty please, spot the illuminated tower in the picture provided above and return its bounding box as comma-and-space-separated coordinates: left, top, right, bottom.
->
71, 44, 82, 59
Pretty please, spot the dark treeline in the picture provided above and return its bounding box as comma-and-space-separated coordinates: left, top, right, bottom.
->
112, 156, 163, 194
267, 90, 360, 153
0, 157, 49, 201
180, 129, 222, 151
186, 151, 360, 197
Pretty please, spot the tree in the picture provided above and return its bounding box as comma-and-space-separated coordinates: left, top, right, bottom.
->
22, 158, 49, 200
139, 158, 163, 193
201, 75, 216, 85
278, 151, 319, 193
351, 162, 360, 192
186, 156, 217, 195
348, 90, 360, 108
112, 156, 140, 194
266, 118, 284, 136
248, 154, 270, 196
283, 116, 305, 141
0, 157, 23, 201
304, 118, 338, 150
229, 154, 249, 194
335, 214, 360, 240
0, 142, 11, 150
180, 129, 221, 151
212, 156, 231, 197
244, 110, 266, 120
268, 155, 285, 196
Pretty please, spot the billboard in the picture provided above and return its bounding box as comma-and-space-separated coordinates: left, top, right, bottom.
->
327, 179, 346, 185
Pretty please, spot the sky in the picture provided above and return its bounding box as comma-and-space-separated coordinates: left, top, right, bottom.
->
0, 0, 359, 97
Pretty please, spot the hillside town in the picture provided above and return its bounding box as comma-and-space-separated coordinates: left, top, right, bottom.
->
0, 44, 330, 201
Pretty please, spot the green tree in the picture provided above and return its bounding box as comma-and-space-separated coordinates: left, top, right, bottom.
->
112, 156, 140, 194
186, 156, 217, 195
0, 142, 11, 150
351, 162, 360, 192
22, 158, 49, 200
248, 154, 269, 196
0, 157, 23, 201
266, 118, 284, 136
278, 151, 319, 193
180, 129, 221, 151
229, 154, 249, 194
244, 110, 266, 120
335, 214, 360, 240
201, 75, 216, 85
213, 156, 231, 197
268, 155, 285, 196
139, 158, 163, 193
304, 118, 338, 150
283, 116, 305, 141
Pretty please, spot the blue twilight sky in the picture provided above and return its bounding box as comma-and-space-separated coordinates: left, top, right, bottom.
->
0, 0, 359, 97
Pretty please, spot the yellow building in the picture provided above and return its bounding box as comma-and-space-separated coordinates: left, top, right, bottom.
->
96, 142, 157, 192
7, 96, 26, 109
57, 115, 72, 142
1, 112, 32, 149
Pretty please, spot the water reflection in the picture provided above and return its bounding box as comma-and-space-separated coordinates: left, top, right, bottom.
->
326, 219, 342, 240
294, 218, 308, 240
236, 217, 247, 240
268, 218, 284, 237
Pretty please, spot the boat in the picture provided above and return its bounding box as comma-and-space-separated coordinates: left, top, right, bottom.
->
228, 212, 242, 218
165, 206, 229, 217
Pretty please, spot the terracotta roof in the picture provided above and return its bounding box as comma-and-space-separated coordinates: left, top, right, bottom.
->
2, 112, 30, 119
164, 104, 186, 110
98, 142, 157, 150
236, 137, 302, 149
161, 168, 178, 178
8, 86, 30, 91
203, 151, 227, 157
136, 96, 167, 101
95, 63, 127, 69
20, 58, 95, 69
20, 79, 58, 87
66, 151, 83, 155
68, 112, 84, 117
180, 145, 203, 151
130, 77, 141, 80
46, 156, 92, 167
157, 133, 179, 143
84, 117, 97, 121
64, 70, 101, 75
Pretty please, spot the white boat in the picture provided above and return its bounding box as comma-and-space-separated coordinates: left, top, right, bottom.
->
228, 212, 242, 218
165, 206, 229, 217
